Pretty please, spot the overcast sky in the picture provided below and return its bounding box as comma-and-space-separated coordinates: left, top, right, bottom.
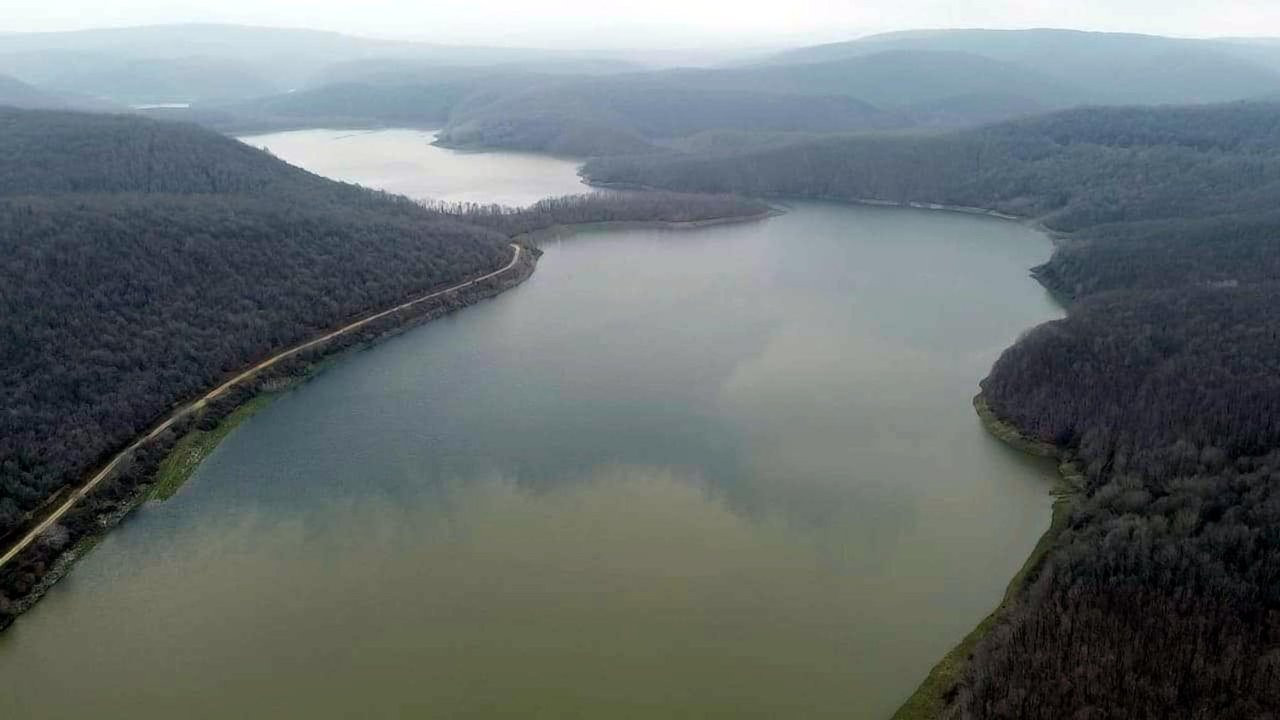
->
6, 0, 1280, 48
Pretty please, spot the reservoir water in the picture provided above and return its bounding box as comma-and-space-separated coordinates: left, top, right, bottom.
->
241, 128, 590, 206
0, 129, 1062, 718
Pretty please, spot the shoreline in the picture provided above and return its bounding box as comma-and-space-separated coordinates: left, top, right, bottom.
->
584, 178, 1067, 242
0, 243, 539, 632
0, 206, 776, 633
890, 394, 1082, 720
512, 208, 783, 246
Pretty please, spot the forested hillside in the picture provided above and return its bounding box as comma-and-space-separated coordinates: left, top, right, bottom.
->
765, 28, 1280, 105
10, 25, 1280, 155
652, 50, 1084, 110
0, 24, 612, 104
0, 74, 66, 109
585, 103, 1280, 229
585, 101, 1280, 717
0, 74, 118, 112
0, 109, 513, 544
435, 78, 897, 155
185, 28, 1280, 156
211, 81, 472, 131
0, 109, 769, 630
184, 54, 1059, 153
0, 109, 339, 195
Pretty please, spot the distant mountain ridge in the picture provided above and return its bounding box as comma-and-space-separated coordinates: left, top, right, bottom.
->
762, 28, 1280, 105
0, 72, 120, 112
8, 24, 1280, 154
0, 23, 638, 105
0, 74, 64, 108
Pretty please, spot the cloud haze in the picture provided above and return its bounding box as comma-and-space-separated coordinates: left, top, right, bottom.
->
5, 0, 1279, 47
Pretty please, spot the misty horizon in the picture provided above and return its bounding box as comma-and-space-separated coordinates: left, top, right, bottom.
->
5, 1, 1280, 51
4, 3, 1280, 718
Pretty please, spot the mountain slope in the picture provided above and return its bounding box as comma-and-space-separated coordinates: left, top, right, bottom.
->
0, 74, 65, 109
45, 55, 279, 105
765, 29, 1280, 105
435, 75, 900, 155
661, 50, 1086, 110
0, 108, 512, 548
0, 24, 620, 97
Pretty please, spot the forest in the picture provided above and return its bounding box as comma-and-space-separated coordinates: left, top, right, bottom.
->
0, 108, 766, 626
585, 101, 1280, 717
8, 20, 1280, 718
426, 190, 769, 236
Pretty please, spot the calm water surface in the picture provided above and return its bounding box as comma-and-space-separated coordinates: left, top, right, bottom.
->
241, 128, 588, 206
0, 130, 1062, 719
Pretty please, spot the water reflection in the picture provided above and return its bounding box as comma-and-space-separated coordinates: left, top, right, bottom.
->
0, 134, 1062, 719
239, 128, 588, 206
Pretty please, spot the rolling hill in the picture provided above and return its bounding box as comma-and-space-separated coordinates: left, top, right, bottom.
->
653, 49, 1086, 111
763, 29, 1280, 105
0, 108, 514, 552
0, 74, 65, 109
435, 76, 900, 155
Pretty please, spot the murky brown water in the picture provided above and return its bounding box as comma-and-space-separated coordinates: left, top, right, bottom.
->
0, 130, 1062, 719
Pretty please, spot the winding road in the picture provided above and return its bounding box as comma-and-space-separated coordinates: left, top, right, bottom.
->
0, 243, 523, 569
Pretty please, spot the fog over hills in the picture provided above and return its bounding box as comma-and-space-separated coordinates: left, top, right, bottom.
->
0, 73, 121, 112
0, 74, 66, 109
764, 28, 1280, 105
0, 24, 640, 104
6, 24, 1280, 133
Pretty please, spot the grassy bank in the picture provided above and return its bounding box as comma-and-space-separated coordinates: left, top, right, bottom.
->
891, 394, 1081, 720
0, 246, 540, 634
149, 393, 280, 501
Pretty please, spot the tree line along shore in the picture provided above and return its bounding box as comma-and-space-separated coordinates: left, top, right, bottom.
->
0, 107, 769, 630
584, 100, 1280, 718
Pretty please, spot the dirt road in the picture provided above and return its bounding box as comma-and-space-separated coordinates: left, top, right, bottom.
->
0, 243, 522, 569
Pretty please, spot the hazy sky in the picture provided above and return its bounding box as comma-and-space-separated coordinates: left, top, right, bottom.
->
6, 0, 1280, 47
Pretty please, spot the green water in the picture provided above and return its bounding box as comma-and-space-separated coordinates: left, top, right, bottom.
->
0, 130, 1061, 719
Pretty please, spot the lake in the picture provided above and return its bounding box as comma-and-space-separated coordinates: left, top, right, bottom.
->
241, 128, 590, 206
0, 129, 1062, 719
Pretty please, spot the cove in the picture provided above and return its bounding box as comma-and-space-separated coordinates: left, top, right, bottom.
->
0, 130, 1062, 719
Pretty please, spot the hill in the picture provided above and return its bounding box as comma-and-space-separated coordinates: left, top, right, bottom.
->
765, 29, 1280, 105
193, 50, 1075, 152
0, 24, 630, 104
0, 109, 517, 555
208, 81, 474, 132
0, 73, 120, 112
654, 50, 1085, 114
0, 74, 65, 109
306, 57, 644, 88
0, 108, 768, 632
585, 102, 1280, 229
201, 30, 1280, 155
44, 55, 279, 105
435, 76, 899, 155
584, 101, 1280, 717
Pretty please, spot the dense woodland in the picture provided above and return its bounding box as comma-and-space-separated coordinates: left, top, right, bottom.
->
427, 191, 768, 236
587, 101, 1280, 717
5, 25, 1280, 713
0, 108, 764, 625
